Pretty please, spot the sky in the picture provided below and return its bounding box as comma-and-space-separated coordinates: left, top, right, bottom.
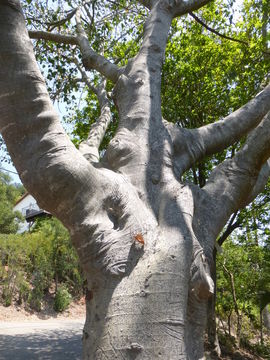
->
0, 163, 21, 184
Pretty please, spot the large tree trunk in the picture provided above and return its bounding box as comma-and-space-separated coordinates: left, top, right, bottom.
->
1, 1, 270, 359
82, 226, 203, 359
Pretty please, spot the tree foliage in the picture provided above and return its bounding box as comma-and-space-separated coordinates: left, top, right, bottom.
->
216, 235, 270, 355
0, 172, 24, 234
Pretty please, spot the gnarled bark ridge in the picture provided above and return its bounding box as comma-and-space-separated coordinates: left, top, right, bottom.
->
0, 1, 270, 359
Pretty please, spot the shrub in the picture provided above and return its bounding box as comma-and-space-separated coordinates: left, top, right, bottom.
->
54, 285, 72, 312
28, 290, 43, 312
2, 286, 12, 307
18, 279, 31, 305
0, 219, 84, 309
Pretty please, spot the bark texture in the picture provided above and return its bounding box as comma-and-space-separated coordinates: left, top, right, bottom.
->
0, 1, 270, 359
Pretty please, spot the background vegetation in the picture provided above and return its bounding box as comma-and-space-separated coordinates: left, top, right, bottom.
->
0, 175, 84, 312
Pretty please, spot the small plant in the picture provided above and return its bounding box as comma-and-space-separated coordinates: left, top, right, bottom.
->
18, 279, 31, 305
28, 287, 43, 311
54, 285, 71, 312
2, 286, 12, 307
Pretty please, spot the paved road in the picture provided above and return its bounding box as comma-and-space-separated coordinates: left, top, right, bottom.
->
0, 319, 85, 360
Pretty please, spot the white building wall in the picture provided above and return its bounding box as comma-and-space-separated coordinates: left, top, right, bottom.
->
13, 194, 41, 233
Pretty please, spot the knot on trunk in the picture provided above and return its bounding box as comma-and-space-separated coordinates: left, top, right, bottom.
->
128, 342, 144, 352
162, 0, 177, 11
106, 128, 141, 169
190, 250, 214, 301
73, 173, 155, 278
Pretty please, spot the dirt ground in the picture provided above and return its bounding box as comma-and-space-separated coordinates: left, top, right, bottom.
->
0, 297, 86, 322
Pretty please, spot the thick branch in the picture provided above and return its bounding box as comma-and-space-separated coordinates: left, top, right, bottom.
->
193, 161, 270, 266
106, 1, 175, 191
199, 84, 270, 156
170, 0, 212, 17
244, 159, 270, 205
212, 159, 270, 254
240, 111, 270, 170
196, 111, 270, 240
114, 0, 174, 116
75, 9, 123, 83
1, 1, 163, 287
192, 111, 270, 262
169, 84, 270, 175
134, 1, 173, 75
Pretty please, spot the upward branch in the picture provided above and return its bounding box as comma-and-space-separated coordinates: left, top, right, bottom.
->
198, 84, 270, 157
71, 59, 113, 163
79, 78, 112, 163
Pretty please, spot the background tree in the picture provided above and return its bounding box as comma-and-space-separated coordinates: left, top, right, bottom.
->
216, 235, 270, 356
0, 171, 23, 234
0, 1, 270, 359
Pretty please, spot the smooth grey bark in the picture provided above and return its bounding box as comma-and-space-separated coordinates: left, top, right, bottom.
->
0, 1, 270, 359
166, 85, 270, 175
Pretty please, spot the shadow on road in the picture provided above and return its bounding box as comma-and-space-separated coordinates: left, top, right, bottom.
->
0, 327, 82, 360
